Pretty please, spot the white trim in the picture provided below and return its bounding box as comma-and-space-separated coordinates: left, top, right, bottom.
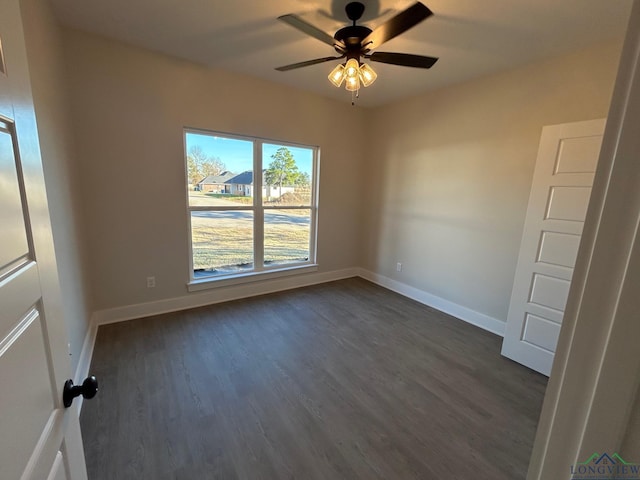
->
188, 263, 318, 291
92, 267, 358, 326
73, 320, 98, 416
357, 268, 506, 337
75, 321, 97, 381
184, 126, 320, 151
184, 128, 319, 284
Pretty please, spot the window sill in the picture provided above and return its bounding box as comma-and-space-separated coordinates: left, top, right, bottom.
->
187, 264, 319, 292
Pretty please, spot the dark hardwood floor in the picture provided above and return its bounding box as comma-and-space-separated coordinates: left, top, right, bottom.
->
80, 277, 547, 480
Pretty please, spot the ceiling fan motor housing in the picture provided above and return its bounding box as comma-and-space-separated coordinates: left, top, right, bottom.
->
335, 1, 371, 58
334, 25, 372, 57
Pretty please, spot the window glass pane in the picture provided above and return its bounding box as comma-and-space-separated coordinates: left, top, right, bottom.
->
191, 211, 253, 276
262, 143, 313, 206
186, 132, 254, 207
264, 209, 310, 266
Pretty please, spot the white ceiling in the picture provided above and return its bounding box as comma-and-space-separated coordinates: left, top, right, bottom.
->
50, 0, 633, 107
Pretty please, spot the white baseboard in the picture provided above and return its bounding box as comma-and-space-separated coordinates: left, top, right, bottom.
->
91, 267, 359, 326
72, 319, 98, 417
357, 268, 506, 337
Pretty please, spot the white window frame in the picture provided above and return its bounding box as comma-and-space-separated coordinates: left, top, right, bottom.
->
184, 128, 319, 291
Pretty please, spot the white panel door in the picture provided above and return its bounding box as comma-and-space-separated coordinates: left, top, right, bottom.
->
501, 119, 605, 376
0, 1, 88, 479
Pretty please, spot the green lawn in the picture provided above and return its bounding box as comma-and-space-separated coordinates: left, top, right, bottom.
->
191, 211, 310, 272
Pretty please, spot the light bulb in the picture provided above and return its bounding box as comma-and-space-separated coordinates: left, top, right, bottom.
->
328, 63, 345, 87
344, 58, 359, 79
345, 74, 360, 92
359, 63, 377, 87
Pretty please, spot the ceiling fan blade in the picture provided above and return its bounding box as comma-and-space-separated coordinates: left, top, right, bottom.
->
362, 2, 433, 50
275, 56, 345, 72
367, 52, 438, 69
278, 14, 346, 51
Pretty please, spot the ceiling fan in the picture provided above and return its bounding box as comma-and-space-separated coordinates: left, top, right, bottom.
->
275, 1, 438, 97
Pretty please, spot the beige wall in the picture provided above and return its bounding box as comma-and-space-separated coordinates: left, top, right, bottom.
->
362, 40, 622, 325
62, 29, 366, 311
51, 26, 623, 330
20, 0, 91, 373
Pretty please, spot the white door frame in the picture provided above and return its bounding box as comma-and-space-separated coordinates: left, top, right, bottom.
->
528, 2, 640, 478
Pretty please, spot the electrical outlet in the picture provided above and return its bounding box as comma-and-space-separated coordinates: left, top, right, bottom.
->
396, 262, 402, 272
147, 276, 156, 288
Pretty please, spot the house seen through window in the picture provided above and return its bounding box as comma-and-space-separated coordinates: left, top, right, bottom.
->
185, 129, 318, 281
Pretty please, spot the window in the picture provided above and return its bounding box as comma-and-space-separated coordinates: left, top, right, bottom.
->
185, 129, 318, 285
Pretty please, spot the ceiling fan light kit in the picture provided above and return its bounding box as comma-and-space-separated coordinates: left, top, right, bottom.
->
276, 1, 439, 104
326, 58, 377, 99
329, 57, 375, 91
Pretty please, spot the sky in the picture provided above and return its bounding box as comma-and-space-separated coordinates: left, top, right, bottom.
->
186, 132, 314, 176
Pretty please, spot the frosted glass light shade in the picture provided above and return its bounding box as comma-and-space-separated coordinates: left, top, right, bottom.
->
328, 63, 345, 87
345, 74, 360, 91
344, 58, 359, 79
359, 63, 377, 87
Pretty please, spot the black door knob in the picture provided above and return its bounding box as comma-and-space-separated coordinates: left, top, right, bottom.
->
63, 375, 99, 408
